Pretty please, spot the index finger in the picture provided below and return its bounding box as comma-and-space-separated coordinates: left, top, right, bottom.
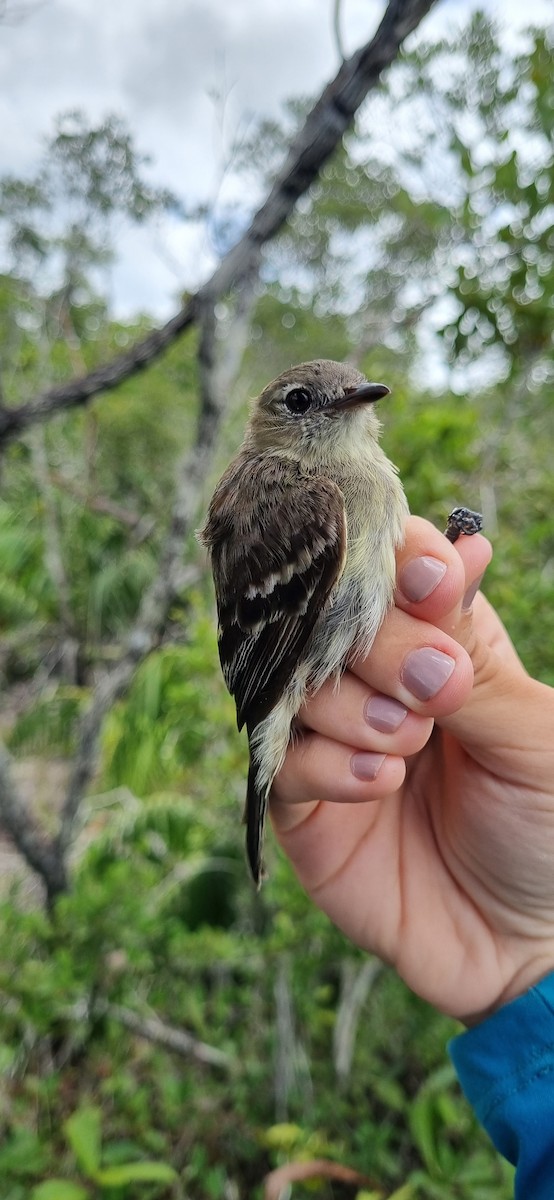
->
395, 515, 493, 632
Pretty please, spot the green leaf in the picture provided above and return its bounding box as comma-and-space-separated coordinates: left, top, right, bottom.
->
64, 1107, 102, 1178
386, 1184, 419, 1200
409, 1094, 438, 1175
31, 1182, 90, 1200
262, 1123, 303, 1152
0, 1128, 47, 1176
96, 1161, 177, 1186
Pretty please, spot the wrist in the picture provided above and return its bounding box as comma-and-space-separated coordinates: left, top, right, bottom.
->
462, 954, 554, 1028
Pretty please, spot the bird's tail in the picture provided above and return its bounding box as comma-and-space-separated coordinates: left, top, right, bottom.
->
244, 760, 268, 889
245, 703, 294, 886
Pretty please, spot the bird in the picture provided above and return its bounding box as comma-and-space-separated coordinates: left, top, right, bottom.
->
199, 358, 409, 886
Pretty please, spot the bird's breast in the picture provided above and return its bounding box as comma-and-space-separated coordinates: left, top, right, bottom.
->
304, 459, 408, 691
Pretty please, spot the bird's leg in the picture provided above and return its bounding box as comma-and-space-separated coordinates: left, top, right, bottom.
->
444, 506, 483, 544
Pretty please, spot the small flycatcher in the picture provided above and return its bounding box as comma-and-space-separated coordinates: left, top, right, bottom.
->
200, 359, 409, 885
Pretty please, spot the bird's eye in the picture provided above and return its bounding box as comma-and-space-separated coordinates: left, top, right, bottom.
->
284, 387, 312, 415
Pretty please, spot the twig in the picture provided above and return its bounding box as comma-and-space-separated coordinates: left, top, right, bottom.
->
273, 956, 313, 1121
274, 957, 296, 1122
333, 957, 383, 1085
56, 657, 142, 864
332, 0, 347, 62
50, 470, 154, 537
66, 999, 232, 1069
263, 1158, 376, 1199
104, 1002, 232, 1069
0, 744, 65, 896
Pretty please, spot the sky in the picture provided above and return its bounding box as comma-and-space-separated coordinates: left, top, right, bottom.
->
0, 0, 551, 319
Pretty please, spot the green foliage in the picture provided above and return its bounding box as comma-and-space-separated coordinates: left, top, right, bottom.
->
0, 850, 513, 1198
0, 326, 200, 672
32, 1184, 89, 1200
0, 617, 516, 1197
0, 499, 55, 627
436, 21, 554, 384
29, 1103, 177, 1198
100, 614, 237, 795
8, 686, 86, 755
239, 18, 553, 397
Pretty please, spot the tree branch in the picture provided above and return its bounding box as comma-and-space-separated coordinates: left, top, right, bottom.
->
67, 999, 232, 1069
263, 1160, 376, 1200
273, 955, 313, 1121
0, 0, 437, 445
332, 0, 347, 62
0, 744, 65, 897
55, 658, 140, 865
50, 470, 154, 537
54, 283, 257, 864
333, 958, 382, 1086
104, 1002, 233, 1069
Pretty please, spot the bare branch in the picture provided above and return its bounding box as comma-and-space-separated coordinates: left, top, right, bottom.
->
50, 469, 154, 537
332, 0, 347, 62
263, 1159, 376, 1199
0, 0, 438, 445
0, 744, 65, 897
333, 957, 383, 1086
274, 957, 297, 1122
101, 1002, 232, 1069
55, 282, 257, 861
273, 956, 313, 1121
56, 657, 144, 860
66, 999, 232, 1069
0, 301, 197, 444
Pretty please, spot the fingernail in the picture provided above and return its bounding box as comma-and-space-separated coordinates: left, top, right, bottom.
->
401, 648, 455, 702
462, 573, 484, 611
398, 556, 447, 603
365, 694, 408, 733
351, 752, 386, 781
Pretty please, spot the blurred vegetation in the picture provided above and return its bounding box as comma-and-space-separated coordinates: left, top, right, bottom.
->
0, 10, 552, 1198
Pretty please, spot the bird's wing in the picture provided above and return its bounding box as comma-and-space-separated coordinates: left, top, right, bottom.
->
202, 453, 347, 731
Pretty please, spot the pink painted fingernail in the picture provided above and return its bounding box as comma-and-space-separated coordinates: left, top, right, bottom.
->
364, 695, 408, 733
401, 648, 455, 701
398, 556, 447, 603
350, 752, 386, 781
462, 574, 484, 611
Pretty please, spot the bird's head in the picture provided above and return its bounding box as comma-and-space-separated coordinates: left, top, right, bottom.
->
247, 359, 390, 462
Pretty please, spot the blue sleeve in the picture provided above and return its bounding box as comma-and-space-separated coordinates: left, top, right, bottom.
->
449, 971, 554, 1197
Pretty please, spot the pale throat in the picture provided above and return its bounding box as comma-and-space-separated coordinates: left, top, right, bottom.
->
248, 410, 389, 478
299, 418, 387, 476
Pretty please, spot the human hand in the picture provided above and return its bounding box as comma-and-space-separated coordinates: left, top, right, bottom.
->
271, 517, 554, 1024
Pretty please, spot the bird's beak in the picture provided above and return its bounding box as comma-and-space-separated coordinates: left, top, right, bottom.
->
331, 382, 390, 411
